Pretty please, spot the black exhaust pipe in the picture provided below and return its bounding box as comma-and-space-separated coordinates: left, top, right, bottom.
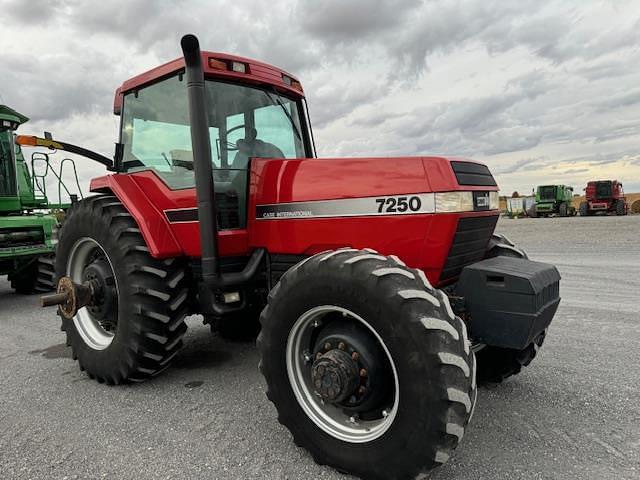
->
180, 34, 265, 315
181, 34, 221, 286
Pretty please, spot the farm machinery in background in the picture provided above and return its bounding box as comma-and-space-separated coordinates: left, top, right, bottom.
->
35, 35, 561, 480
579, 180, 628, 216
530, 184, 576, 217
0, 105, 83, 293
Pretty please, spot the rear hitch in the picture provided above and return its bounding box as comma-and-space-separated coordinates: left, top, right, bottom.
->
40, 276, 97, 319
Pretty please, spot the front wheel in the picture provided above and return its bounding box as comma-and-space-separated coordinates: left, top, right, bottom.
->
258, 249, 476, 479
616, 200, 626, 216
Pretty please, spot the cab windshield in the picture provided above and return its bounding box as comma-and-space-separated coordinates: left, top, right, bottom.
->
120, 74, 309, 228
538, 186, 556, 201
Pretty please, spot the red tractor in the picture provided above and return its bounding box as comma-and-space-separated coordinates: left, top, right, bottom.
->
579, 179, 627, 216
30, 35, 561, 479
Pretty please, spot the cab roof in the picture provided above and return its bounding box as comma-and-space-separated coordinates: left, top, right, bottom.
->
113, 51, 304, 115
0, 105, 28, 128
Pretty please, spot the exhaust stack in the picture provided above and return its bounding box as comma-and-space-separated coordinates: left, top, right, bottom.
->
180, 34, 221, 285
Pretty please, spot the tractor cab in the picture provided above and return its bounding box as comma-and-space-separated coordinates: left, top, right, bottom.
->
0, 106, 26, 211
595, 180, 613, 200
114, 54, 315, 229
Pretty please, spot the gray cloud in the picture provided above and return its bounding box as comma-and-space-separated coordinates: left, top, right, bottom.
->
1, 0, 639, 196
298, 0, 421, 44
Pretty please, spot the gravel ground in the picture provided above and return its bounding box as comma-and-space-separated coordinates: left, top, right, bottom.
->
1, 215, 639, 479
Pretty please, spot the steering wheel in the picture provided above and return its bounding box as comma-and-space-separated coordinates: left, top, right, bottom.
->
225, 124, 247, 151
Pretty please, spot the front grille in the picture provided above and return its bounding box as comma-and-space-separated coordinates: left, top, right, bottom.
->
451, 161, 497, 187
440, 215, 498, 282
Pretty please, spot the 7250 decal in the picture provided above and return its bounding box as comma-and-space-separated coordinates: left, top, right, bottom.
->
375, 196, 422, 213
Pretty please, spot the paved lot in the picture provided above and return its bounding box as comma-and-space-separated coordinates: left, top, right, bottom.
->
1, 215, 639, 479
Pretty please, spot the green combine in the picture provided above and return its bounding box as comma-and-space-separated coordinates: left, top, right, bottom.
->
530, 184, 576, 217
0, 105, 80, 293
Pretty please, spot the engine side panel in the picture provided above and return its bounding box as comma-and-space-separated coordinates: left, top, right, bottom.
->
248, 157, 499, 285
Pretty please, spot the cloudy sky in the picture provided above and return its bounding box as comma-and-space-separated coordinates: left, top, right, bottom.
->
1, 0, 639, 197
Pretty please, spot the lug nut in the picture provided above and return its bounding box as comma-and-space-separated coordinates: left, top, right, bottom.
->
360, 368, 367, 377
316, 352, 323, 360
358, 386, 367, 395
324, 342, 332, 351
338, 342, 346, 350
351, 352, 359, 361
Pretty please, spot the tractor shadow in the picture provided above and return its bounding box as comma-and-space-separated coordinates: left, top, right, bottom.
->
29, 343, 71, 359
172, 348, 233, 370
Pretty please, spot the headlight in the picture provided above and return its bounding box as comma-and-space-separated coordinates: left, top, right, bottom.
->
489, 191, 499, 210
435, 192, 474, 212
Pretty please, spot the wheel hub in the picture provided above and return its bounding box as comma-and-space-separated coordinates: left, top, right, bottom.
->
286, 305, 400, 443
83, 257, 116, 325
311, 349, 360, 403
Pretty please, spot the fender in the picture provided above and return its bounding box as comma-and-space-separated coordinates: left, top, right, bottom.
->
90, 174, 182, 258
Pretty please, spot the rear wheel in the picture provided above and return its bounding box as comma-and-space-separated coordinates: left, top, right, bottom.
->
10, 255, 56, 294
579, 202, 589, 216
616, 200, 626, 216
479, 237, 547, 384
559, 202, 568, 217
56, 195, 189, 384
258, 248, 476, 479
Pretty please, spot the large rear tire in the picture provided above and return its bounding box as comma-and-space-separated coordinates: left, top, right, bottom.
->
258, 248, 476, 479
616, 200, 626, 216
55, 195, 189, 384
478, 237, 547, 384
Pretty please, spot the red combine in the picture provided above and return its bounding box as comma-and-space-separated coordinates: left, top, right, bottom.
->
579, 180, 627, 216
30, 35, 561, 479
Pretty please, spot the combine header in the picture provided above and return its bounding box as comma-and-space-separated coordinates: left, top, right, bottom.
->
37, 35, 561, 479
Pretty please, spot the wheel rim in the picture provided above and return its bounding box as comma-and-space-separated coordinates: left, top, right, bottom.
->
286, 305, 399, 443
67, 237, 119, 350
